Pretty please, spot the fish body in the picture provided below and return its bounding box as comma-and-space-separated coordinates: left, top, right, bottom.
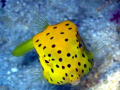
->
32, 20, 93, 85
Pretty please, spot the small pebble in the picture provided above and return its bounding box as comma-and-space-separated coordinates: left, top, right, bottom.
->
7, 71, 11, 74
11, 68, 18, 72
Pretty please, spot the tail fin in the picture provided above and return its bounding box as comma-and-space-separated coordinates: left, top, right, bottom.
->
12, 38, 34, 57
33, 16, 49, 32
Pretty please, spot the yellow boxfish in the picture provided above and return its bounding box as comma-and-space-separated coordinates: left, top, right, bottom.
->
12, 17, 94, 85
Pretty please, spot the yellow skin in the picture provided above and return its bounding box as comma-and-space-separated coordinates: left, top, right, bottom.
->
12, 20, 93, 85
32, 20, 93, 85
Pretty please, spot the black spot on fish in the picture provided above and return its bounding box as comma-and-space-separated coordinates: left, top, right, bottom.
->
62, 66, 65, 69
51, 68, 54, 73
76, 68, 78, 72
88, 59, 90, 62
78, 62, 81, 66
59, 58, 62, 62
56, 65, 59, 68
50, 37, 54, 40
60, 32, 64, 34
84, 64, 87, 68
65, 38, 68, 42
77, 46, 79, 49
52, 44, 56, 48
82, 70, 84, 73
68, 27, 72, 30
82, 53, 85, 57
88, 59, 92, 64
75, 54, 77, 58
62, 77, 65, 80
72, 56, 74, 59
67, 53, 71, 57
36, 39, 39, 42
50, 77, 53, 81
53, 27, 57, 29
65, 23, 69, 26
67, 64, 71, 68
57, 50, 61, 54
48, 54, 51, 57
38, 44, 41, 47
79, 43, 82, 47
57, 82, 60, 84
65, 73, 68, 77
46, 33, 50, 36
52, 58, 55, 61
45, 60, 49, 63
71, 75, 73, 77
60, 81, 63, 83
43, 46, 46, 50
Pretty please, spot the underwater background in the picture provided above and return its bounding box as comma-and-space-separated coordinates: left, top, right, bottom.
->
0, 0, 120, 90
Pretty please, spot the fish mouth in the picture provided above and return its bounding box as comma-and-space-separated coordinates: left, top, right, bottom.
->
71, 79, 80, 85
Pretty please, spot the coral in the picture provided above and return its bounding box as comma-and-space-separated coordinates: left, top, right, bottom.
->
110, 10, 120, 24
